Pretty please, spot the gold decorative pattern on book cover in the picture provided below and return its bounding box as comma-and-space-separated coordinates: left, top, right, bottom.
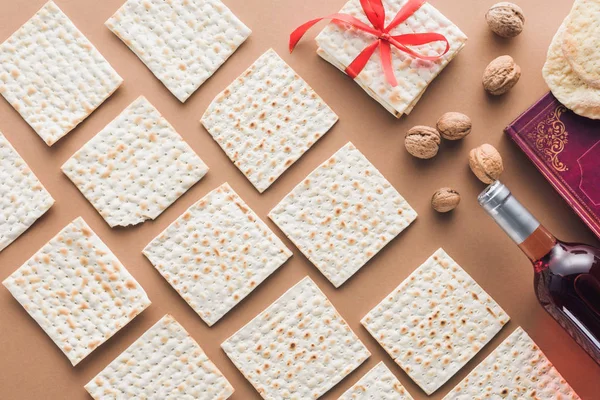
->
525, 104, 569, 172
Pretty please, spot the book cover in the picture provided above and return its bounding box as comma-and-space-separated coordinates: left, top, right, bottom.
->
506, 92, 600, 240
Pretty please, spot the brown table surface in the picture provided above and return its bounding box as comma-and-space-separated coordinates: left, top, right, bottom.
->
1, 0, 599, 399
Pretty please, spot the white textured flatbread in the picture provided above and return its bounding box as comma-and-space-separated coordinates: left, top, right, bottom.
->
143, 183, 292, 326
314, 0, 467, 118
201, 49, 338, 193
269, 142, 417, 288
2, 217, 150, 366
0, 132, 54, 252
444, 327, 580, 399
0, 1, 122, 145
339, 362, 414, 400
543, 20, 600, 119
361, 248, 509, 395
85, 314, 234, 399
315, 47, 423, 117
106, 0, 250, 102
62, 96, 208, 227
221, 276, 370, 399
562, 0, 600, 89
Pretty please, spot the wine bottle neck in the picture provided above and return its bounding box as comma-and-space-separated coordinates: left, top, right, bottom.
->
478, 181, 557, 261
518, 225, 557, 262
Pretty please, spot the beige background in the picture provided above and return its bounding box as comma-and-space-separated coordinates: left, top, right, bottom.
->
0, 0, 599, 398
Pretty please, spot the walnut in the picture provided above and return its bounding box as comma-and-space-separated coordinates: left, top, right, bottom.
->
431, 188, 461, 212
486, 2, 525, 38
483, 55, 521, 95
404, 126, 441, 159
436, 112, 472, 140
469, 144, 504, 183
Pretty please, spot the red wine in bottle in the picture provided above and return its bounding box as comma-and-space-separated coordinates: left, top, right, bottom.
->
479, 181, 600, 364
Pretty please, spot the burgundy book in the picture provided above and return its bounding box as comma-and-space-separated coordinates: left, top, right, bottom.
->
505, 92, 600, 240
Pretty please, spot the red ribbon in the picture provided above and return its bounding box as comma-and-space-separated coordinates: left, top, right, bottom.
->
289, 0, 450, 87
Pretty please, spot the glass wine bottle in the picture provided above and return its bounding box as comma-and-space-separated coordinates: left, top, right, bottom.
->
478, 181, 600, 364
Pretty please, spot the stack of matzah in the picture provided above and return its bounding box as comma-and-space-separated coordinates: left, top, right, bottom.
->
340, 362, 414, 400
269, 142, 417, 287
361, 248, 509, 394
62, 96, 208, 227
143, 183, 292, 326
0, 1, 122, 145
2, 217, 150, 366
313, 0, 467, 118
201, 49, 338, 193
221, 276, 370, 399
85, 315, 234, 399
106, 0, 251, 102
543, 0, 600, 119
0, 132, 54, 252
444, 327, 580, 399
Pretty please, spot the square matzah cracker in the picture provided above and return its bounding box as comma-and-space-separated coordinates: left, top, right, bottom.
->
62, 96, 208, 227
106, 0, 251, 102
444, 327, 580, 399
221, 276, 370, 399
0, 1, 122, 146
2, 217, 150, 366
314, 0, 467, 118
340, 362, 413, 400
201, 49, 338, 193
0, 132, 54, 252
143, 183, 292, 326
361, 248, 509, 395
85, 314, 234, 399
268, 142, 417, 287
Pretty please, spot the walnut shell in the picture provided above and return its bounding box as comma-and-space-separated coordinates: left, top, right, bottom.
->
469, 144, 504, 184
436, 112, 472, 140
431, 188, 461, 212
486, 2, 525, 38
483, 55, 521, 95
404, 125, 441, 159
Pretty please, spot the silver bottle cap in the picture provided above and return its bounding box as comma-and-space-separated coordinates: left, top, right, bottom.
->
478, 181, 540, 244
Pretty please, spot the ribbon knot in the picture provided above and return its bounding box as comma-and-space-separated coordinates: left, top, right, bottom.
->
379, 32, 391, 41
290, 0, 450, 87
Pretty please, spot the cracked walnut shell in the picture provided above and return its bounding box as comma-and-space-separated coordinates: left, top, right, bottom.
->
483, 55, 521, 95
469, 144, 504, 184
404, 126, 441, 159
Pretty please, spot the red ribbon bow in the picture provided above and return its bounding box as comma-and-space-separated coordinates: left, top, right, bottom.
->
289, 0, 450, 87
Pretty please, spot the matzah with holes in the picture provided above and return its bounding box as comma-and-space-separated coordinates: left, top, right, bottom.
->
2, 217, 150, 366
0, 1, 122, 146
313, 0, 467, 118
0, 132, 54, 252
268, 142, 417, 288
361, 248, 509, 395
85, 314, 234, 399
143, 183, 292, 326
61, 96, 208, 227
201, 49, 338, 193
313, 47, 422, 117
339, 362, 414, 400
106, 0, 251, 102
221, 276, 370, 399
444, 327, 580, 399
